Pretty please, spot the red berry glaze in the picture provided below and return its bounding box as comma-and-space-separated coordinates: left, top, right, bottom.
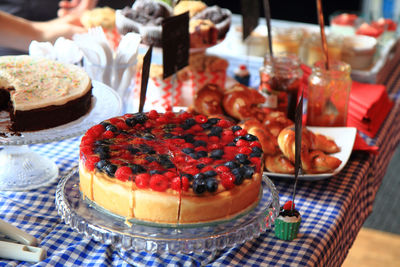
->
149, 174, 169, 192
195, 114, 207, 123
171, 177, 181, 191
283, 200, 295, 211
136, 173, 150, 189
236, 139, 249, 147
250, 141, 262, 148
102, 130, 114, 139
84, 155, 100, 171
115, 166, 133, 182
220, 172, 235, 189
86, 124, 105, 138
148, 110, 159, 119
216, 165, 230, 173
238, 146, 252, 154
235, 129, 248, 136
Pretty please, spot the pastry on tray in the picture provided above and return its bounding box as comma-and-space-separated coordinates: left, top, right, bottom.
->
0, 55, 92, 132
79, 111, 263, 224
191, 83, 342, 175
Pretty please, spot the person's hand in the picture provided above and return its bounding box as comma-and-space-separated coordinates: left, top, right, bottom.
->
32, 14, 86, 42
58, 0, 98, 17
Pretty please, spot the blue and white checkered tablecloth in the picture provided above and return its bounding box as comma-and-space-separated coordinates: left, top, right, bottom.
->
1, 51, 400, 267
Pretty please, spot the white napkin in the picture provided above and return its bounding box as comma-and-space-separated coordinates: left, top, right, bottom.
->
28, 41, 57, 60
53, 37, 83, 65
28, 38, 83, 65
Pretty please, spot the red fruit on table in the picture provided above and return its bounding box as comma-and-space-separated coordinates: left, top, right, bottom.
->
371, 18, 397, 32
331, 13, 358, 26
356, 22, 384, 38
283, 200, 295, 211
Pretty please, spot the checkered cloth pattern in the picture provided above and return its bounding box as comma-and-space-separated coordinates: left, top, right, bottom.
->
1, 54, 400, 267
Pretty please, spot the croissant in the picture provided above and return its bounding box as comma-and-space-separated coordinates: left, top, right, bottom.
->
262, 111, 294, 137
277, 126, 342, 174
265, 154, 295, 174
193, 84, 224, 116
307, 150, 342, 174
277, 126, 313, 172
308, 131, 341, 154
239, 118, 280, 155
222, 84, 265, 121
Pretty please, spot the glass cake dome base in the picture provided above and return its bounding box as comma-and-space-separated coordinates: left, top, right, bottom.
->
56, 168, 280, 256
0, 145, 59, 191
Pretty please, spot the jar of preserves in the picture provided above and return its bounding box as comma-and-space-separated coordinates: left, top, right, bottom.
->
259, 53, 303, 121
306, 60, 352, 126
300, 32, 343, 67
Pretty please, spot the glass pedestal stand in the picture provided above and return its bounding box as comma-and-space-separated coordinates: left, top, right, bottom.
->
0, 81, 122, 191
0, 145, 59, 191
56, 168, 279, 265
116, 249, 220, 266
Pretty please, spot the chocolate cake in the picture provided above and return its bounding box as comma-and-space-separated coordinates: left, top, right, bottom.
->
0, 56, 92, 132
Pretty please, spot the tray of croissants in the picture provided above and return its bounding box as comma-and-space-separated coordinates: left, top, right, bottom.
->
188, 82, 357, 181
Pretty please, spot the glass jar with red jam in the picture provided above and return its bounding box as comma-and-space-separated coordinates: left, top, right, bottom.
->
259, 53, 303, 121
306, 60, 351, 126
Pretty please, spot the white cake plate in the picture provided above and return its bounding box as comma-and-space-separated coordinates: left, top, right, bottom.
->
0, 81, 122, 191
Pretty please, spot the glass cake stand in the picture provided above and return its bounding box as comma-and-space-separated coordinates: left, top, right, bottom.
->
0, 81, 122, 191
56, 168, 280, 264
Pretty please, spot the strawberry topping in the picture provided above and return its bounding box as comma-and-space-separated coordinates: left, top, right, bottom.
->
86, 124, 105, 138
135, 173, 150, 189
195, 114, 207, 123
149, 174, 169, 192
84, 155, 100, 171
283, 200, 295, 211
115, 166, 133, 182
102, 130, 114, 139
